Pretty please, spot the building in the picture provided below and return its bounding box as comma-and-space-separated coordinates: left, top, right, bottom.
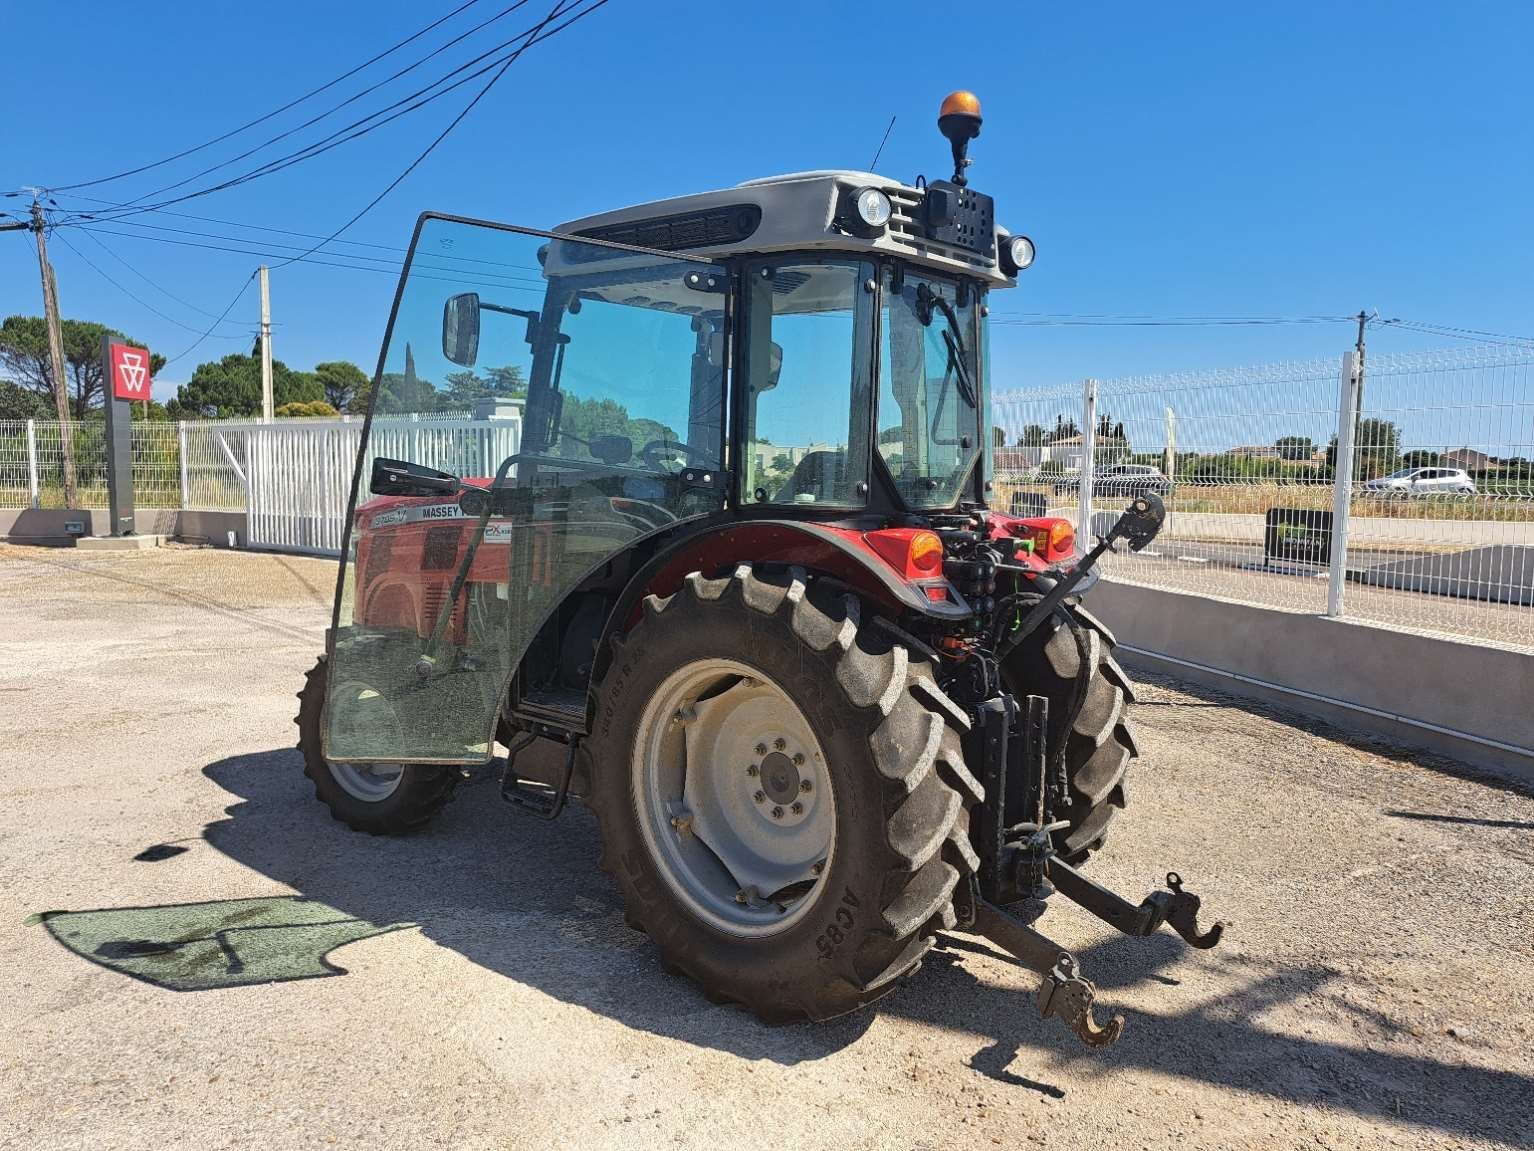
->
1443, 446, 1495, 472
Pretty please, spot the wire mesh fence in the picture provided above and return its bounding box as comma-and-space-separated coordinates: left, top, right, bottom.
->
993, 342, 1534, 652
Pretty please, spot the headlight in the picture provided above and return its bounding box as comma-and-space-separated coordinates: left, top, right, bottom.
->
999, 233, 1035, 275
842, 186, 892, 236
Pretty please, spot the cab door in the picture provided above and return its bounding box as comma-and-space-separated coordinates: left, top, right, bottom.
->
324, 215, 729, 765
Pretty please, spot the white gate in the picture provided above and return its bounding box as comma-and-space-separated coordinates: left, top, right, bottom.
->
243, 416, 521, 555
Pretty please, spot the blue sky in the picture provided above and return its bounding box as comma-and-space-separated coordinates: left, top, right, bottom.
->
3, 0, 1532, 416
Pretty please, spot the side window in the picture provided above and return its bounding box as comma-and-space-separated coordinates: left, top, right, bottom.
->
742, 262, 872, 507
552, 298, 722, 474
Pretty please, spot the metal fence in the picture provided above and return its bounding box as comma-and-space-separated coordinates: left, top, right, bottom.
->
993, 343, 1534, 652
1, 412, 521, 554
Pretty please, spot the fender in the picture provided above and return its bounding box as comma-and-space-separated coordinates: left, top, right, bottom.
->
593, 518, 971, 674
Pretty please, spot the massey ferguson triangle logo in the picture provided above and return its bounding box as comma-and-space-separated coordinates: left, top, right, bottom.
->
110, 344, 153, 401
117, 352, 146, 394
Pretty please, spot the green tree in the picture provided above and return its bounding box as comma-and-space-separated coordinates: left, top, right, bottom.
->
992, 425, 1007, 447
0, 379, 47, 420
312, 361, 370, 413
1016, 424, 1045, 447
1047, 415, 1080, 442
1401, 449, 1442, 469
0, 315, 166, 417
442, 364, 526, 410
1325, 418, 1401, 478
1275, 435, 1315, 461
167, 353, 322, 419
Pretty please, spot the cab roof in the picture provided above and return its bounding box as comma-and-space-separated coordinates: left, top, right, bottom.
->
555, 170, 1017, 287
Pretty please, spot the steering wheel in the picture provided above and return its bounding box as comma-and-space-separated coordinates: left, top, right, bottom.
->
640, 438, 714, 474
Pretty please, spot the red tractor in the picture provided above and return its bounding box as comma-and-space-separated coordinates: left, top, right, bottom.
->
299, 92, 1221, 1045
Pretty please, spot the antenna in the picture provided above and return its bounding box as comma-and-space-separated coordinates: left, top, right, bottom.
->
868, 115, 896, 172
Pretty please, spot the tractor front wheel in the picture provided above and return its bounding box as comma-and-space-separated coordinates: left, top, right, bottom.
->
296, 655, 459, 835
588, 565, 980, 1022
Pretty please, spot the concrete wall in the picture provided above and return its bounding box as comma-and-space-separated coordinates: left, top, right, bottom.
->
2, 508, 248, 548
1088, 579, 1534, 783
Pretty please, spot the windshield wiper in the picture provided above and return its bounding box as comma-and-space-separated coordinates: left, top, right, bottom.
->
928, 292, 977, 408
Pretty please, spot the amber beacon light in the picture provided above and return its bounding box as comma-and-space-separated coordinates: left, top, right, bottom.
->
937, 91, 983, 186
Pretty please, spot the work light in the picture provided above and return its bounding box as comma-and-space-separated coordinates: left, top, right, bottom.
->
999, 233, 1035, 275
841, 186, 893, 237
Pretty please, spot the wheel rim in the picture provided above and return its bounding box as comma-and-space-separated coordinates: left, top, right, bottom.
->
632, 658, 835, 938
326, 680, 405, 802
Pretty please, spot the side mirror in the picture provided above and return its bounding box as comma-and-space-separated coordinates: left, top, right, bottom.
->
370, 457, 461, 497
442, 293, 481, 366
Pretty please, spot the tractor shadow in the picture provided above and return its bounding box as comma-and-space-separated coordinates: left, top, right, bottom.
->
199, 747, 874, 1063
194, 748, 1532, 1146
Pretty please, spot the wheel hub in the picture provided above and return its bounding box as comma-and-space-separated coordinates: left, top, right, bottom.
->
633, 659, 835, 937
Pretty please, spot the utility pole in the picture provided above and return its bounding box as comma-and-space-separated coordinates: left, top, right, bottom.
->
259, 264, 274, 421
31, 199, 78, 507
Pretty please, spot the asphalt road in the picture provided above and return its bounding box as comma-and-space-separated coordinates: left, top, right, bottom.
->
2, 543, 1531, 1151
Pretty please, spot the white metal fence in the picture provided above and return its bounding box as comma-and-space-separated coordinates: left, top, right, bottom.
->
993, 343, 1534, 652
1, 412, 521, 555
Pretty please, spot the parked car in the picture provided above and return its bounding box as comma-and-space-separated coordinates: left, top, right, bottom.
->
1362, 466, 1476, 497
1054, 463, 1173, 497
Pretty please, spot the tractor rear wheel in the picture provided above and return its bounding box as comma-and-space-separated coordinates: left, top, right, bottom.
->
1000, 604, 1137, 863
296, 655, 459, 835
588, 565, 980, 1022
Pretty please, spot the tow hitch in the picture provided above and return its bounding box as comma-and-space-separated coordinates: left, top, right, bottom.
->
961, 492, 1226, 1049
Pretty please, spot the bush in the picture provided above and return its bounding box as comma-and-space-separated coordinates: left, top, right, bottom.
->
274, 400, 339, 418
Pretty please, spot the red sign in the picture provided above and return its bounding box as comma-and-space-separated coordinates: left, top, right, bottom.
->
110, 343, 152, 401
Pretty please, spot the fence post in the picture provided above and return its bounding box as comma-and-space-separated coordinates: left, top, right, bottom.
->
25, 419, 40, 508
177, 421, 190, 510
1326, 350, 1361, 617
1077, 377, 1098, 548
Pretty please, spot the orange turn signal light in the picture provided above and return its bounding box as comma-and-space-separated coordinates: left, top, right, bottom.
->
909, 530, 944, 574
1048, 519, 1075, 557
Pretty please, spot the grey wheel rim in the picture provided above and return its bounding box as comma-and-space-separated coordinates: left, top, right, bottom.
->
632, 658, 835, 938
327, 681, 405, 802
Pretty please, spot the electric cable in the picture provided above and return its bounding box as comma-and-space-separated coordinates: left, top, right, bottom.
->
50, 0, 490, 192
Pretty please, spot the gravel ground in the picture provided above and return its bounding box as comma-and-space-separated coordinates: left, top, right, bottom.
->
1, 542, 1531, 1151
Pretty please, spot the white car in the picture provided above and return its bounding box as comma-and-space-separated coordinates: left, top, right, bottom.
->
1362, 466, 1476, 497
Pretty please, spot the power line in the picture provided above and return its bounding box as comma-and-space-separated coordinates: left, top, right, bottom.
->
57, 0, 607, 229
278, 0, 602, 267
48, 228, 249, 339
1375, 317, 1534, 349
50, 0, 490, 193
74, 226, 253, 324
93, 0, 538, 213
162, 274, 260, 366
75, 224, 548, 296
989, 313, 1354, 328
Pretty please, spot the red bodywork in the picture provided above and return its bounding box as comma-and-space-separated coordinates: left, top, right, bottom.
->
351, 482, 1073, 643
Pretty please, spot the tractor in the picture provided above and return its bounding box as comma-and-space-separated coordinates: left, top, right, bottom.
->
298, 92, 1222, 1046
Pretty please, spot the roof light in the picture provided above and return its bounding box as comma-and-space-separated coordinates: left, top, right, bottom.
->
1000, 233, 1035, 275
841, 186, 892, 237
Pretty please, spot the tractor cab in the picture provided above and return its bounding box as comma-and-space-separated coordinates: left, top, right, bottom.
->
324, 91, 1038, 767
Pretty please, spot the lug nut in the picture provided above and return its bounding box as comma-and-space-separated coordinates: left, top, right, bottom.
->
774, 738, 786, 750
800, 779, 812, 793
791, 802, 804, 815
754, 743, 767, 756
792, 752, 805, 766
771, 806, 784, 819
753, 790, 766, 804
812, 861, 824, 874
746, 764, 759, 777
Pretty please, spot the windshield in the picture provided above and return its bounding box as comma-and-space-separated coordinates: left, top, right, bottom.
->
878, 268, 983, 509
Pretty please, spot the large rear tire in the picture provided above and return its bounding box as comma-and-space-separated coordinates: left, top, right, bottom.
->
587, 565, 981, 1022
296, 655, 459, 835
1000, 603, 1137, 863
